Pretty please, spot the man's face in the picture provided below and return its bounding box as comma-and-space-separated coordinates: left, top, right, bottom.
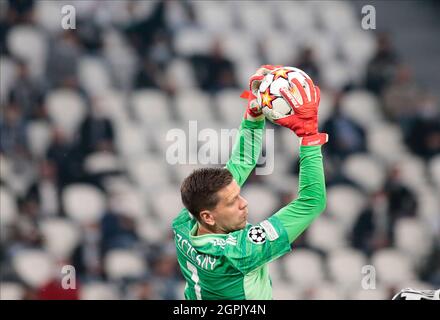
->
206, 179, 249, 233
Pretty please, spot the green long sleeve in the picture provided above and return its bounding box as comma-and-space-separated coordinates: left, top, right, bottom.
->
226, 118, 265, 187
274, 145, 326, 243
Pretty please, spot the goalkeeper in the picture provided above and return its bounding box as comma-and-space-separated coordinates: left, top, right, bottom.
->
172, 65, 328, 300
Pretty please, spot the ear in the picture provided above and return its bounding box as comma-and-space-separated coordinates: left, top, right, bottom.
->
199, 210, 215, 226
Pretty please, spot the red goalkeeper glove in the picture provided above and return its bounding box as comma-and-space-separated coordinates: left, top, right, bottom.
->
276, 78, 328, 146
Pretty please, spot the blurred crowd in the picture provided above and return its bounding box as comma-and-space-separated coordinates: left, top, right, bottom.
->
0, 0, 439, 300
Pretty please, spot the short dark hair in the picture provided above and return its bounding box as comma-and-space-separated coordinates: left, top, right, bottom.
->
180, 167, 233, 220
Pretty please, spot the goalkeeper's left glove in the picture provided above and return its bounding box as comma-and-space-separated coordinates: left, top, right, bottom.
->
270, 77, 328, 146
241, 64, 282, 121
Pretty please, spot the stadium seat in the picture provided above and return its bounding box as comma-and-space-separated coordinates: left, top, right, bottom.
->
327, 248, 368, 290
307, 216, 347, 252
272, 283, 303, 300
12, 249, 54, 288
80, 282, 120, 300
93, 90, 129, 125
367, 122, 407, 164
63, 184, 106, 225
241, 185, 279, 224
314, 1, 357, 36
275, 2, 315, 34
104, 249, 147, 280
321, 60, 352, 91
6, 25, 47, 78
115, 121, 151, 159
175, 90, 214, 122
26, 121, 52, 159
126, 155, 172, 193
149, 185, 183, 228
284, 249, 324, 288
174, 28, 214, 56
214, 89, 247, 127
342, 153, 386, 192
340, 90, 383, 129
326, 185, 366, 233
131, 89, 171, 125
34, 1, 64, 34
394, 218, 433, 266
0, 282, 24, 300
309, 282, 345, 300
166, 59, 197, 91
40, 218, 80, 260
108, 189, 148, 222
349, 287, 390, 300
78, 56, 112, 96
0, 56, 16, 105
136, 217, 168, 244
416, 186, 440, 228
0, 187, 18, 227
261, 31, 297, 67
371, 249, 416, 287
84, 151, 121, 175
236, 2, 276, 37
191, 1, 235, 33
46, 89, 87, 141
428, 154, 440, 190
395, 155, 428, 191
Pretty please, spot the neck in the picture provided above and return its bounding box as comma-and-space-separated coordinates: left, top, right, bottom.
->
196, 223, 226, 236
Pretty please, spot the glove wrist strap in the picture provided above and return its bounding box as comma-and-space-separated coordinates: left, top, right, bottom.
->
300, 133, 328, 146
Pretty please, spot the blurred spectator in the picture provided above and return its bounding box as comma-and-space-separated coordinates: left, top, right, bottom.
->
46, 128, 82, 187
365, 32, 399, 95
0, 103, 28, 155
190, 39, 238, 93
322, 92, 367, 160
100, 211, 139, 255
294, 47, 320, 84
126, 277, 160, 300
134, 56, 163, 89
25, 160, 61, 217
46, 30, 82, 89
78, 101, 115, 156
404, 93, 440, 160
8, 60, 44, 120
150, 243, 180, 300
7, 0, 34, 25
382, 64, 421, 127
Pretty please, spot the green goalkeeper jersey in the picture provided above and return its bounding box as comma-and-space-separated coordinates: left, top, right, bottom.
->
172, 118, 326, 300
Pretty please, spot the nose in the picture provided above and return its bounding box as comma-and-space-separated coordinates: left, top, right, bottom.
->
239, 195, 248, 209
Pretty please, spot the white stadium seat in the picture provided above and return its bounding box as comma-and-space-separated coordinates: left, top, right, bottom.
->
262, 31, 297, 67
40, 218, 80, 260
174, 29, 214, 56
131, 89, 171, 125
149, 185, 183, 228
275, 2, 315, 34
78, 56, 112, 96
340, 90, 383, 129
126, 155, 172, 192
26, 121, 52, 159
35, 1, 64, 34
236, 2, 276, 37
6, 26, 48, 78
349, 287, 389, 300
428, 154, 440, 190
326, 185, 366, 233
367, 122, 407, 164
394, 218, 433, 265
284, 249, 324, 288
342, 153, 386, 193
215, 89, 247, 127
80, 282, 120, 300
46, 89, 87, 141
327, 248, 368, 290
115, 122, 151, 159
371, 249, 416, 287
166, 59, 197, 91
63, 184, 106, 225
104, 249, 147, 280
241, 185, 279, 224
310, 282, 345, 300
108, 189, 148, 222
395, 155, 428, 191
321, 60, 352, 91
84, 151, 121, 175
12, 249, 54, 288
0, 187, 18, 227
0, 282, 24, 300
136, 217, 168, 244
192, 2, 235, 33
272, 283, 303, 300
93, 90, 129, 125
307, 216, 347, 252
175, 90, 214, 122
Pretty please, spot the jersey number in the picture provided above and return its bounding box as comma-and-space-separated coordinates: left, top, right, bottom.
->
187, 261, 202, 300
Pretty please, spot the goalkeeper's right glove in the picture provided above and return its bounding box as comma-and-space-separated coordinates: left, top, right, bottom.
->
241, 64, 282, 121
270, 77, 328, 146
